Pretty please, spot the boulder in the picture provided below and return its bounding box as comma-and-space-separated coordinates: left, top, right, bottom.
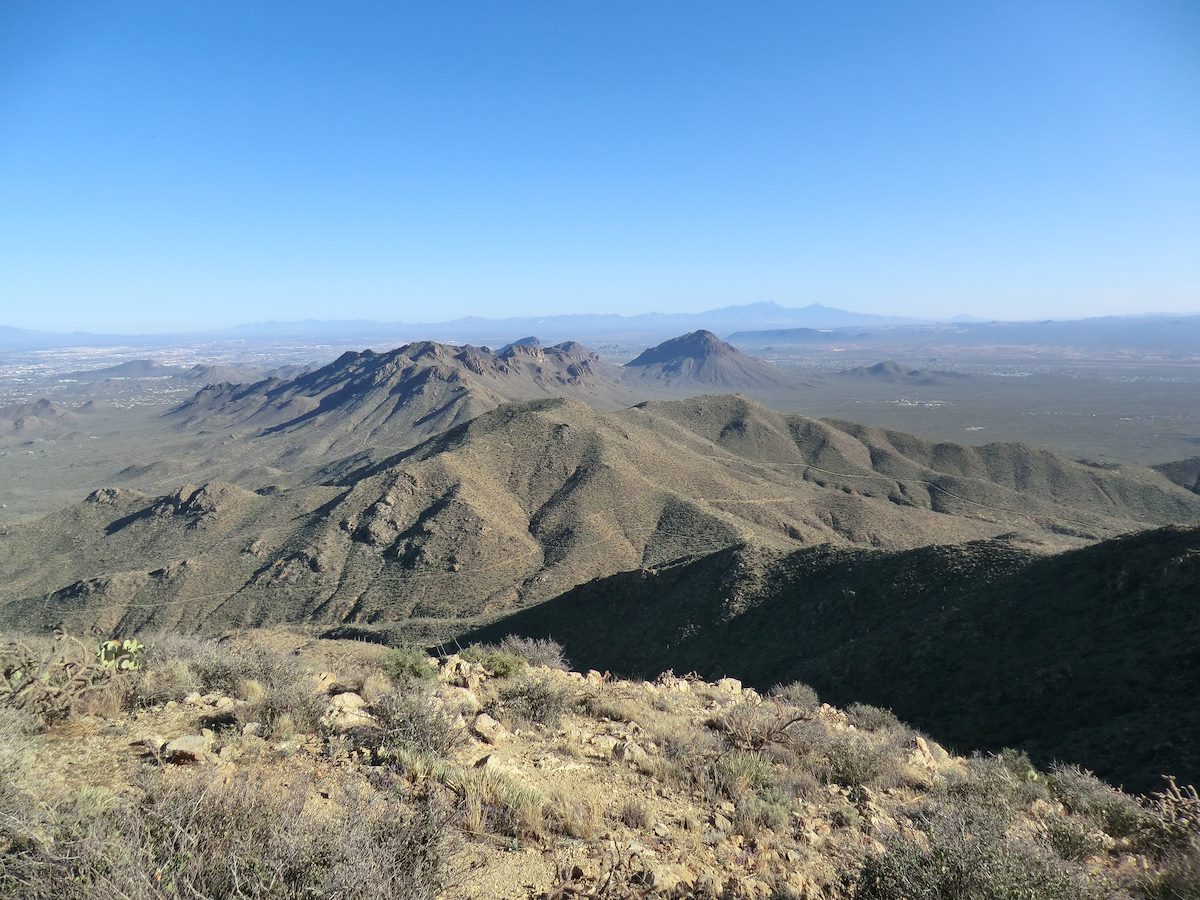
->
164, 733, 213, 764
612, 740, 649, 766
472, 713, 510, 745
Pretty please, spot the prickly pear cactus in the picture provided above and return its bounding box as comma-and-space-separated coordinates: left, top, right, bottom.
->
97, 638, 145, 671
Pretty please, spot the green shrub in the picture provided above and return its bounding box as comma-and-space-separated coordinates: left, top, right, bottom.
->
382, 645, 436, 682
939, 751, 1049, 824
821, 732, 896, 789
1042, 818, 1103, 861
460, 644, 526, 678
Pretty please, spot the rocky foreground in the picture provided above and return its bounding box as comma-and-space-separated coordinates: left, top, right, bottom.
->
2, 631, 1198, 898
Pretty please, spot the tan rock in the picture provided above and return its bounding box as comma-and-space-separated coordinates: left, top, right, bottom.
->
473, 712, 510, 745
436, 685, 482, 714
164, 733, 212, 763
633, 862, 694, 892
612, 740, 648, 766
310, 671, 342, 695
716, 677, 743, 695
321, 692, 376, 732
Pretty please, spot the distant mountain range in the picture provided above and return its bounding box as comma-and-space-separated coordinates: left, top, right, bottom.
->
9, 305, 1199, 358
729, 314, 1200, 356
0, 303, 921, 350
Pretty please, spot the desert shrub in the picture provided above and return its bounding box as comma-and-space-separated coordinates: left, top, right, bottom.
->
820, 732, 898, 789
0, 768, 449, 899
494, 635, 570, 671
718, 750, 777, 797
619, 797, 650, 829
854, 809, 1109, 900
364, 687, 462, 761
845, 702, 899, 732
709, 700, 807, 751
580, 684, 643, 723
240, 674, 326, 738
179, 639, 305, 697
460, 644, 527, 678
1046, 763, 1149, 841
939, 751, 1049, 824
381, 645, 436, 682
134, 656, 199, 704
150, 638, 323, 737
493, 675, 575, 727
1042, 818, 1104, 861
738, 794, 791, 834
1142, 776, 1200, 857
768, 681, 820, 711
652, 717, 719, 762
1137, 849, 1200, 899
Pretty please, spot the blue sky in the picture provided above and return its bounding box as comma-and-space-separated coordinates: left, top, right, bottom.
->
1, 1, 1198, 332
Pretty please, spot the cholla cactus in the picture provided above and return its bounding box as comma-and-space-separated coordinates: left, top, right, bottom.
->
1, 634, 126, 722
96, 638, 145, 671
1148, 775, 1200, 844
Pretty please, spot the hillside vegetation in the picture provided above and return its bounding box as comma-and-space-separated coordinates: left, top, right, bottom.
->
3, 631, 1199, 899
464, 525, 1200, 791
2, 395, 1196, 639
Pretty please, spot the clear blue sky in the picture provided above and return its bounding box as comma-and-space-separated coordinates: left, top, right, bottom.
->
2, 1, 1198, 332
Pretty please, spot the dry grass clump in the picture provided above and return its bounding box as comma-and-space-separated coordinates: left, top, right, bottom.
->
0, 766, 450, 899
448, 768, 544, 839
545, 791, 604, 840
580, 682, 646, 724
619, 797, 650, 829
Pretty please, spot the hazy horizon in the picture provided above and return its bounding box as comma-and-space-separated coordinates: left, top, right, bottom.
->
3, 1, 1198, 332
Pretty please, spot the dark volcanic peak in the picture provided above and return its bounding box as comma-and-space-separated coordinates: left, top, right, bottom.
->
624, 330, 802, 391
499, 336, 542, 353
628, 329, 734, 366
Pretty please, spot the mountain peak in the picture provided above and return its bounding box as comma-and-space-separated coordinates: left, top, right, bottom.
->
627, 330, 735, 367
